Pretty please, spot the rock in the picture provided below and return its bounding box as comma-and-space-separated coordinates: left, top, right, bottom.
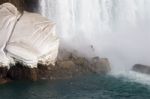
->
0, 78, 11, 84
0, 67, 8, 78
73, 57, 89, 66
24, 0, 39, 12
90, 57, 111, 73
7, 62, 38, 81
37, 58, 93, 80
0, 49, 111, 84
57, 48, 72, 61
0, 67, 11, 84
56, 60, 76, 69
37, 64, 53, 80
132, 64, 150, 74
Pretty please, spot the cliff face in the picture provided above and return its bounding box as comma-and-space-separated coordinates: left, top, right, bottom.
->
0, 51, 111, 84
0, 0, 39, 13
24, 0, 39, 12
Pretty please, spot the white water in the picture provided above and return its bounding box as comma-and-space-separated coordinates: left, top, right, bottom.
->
39, 0, 150, 72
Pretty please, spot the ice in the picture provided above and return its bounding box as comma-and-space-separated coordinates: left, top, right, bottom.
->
0, 3, 59, 67
0, 3, 21, 66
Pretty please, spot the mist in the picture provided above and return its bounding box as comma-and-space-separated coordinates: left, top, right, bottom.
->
39, 0, 150, 71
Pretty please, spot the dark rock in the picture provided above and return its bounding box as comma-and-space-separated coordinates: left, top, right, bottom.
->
37, 64, 53, 80
57, 48, 74, 61
24, 0, 39, 12
0, 67, 8, 78
56, 60, 76, 69
0, 78, 11, 84
0, 0, 39, 13
0, 50, 111, 84
7, 62, 38, 81
73, 57, 89, 66
37, 59, 91, 80
132, 64, 150, 74
0, 67, 11, 84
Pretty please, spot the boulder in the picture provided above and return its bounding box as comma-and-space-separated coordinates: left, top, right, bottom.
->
90, 57, 111, 73
132, 64, 150, 74
56, 60, 76, 69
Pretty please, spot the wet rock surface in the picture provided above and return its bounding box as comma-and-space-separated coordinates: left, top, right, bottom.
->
7, 63, 38, 81
0, 67, 11, 84
132, 64, 150, 74
90, 57, 111, 73
0, 51, 111, 84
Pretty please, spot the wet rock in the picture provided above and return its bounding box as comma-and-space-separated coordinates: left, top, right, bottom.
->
0, 67, 8, 78
37, 59, 90, 80
56, 60, 76, 69
57, 48, 72, 61
0, 67, 11, 84
73, 57, 89, 67
7, 62, 38, 81
37, 64, 53, 80
0, 78, 11, 84
90, 57, 111, 73
132, 64, 150, 74
0, 50, 111, 84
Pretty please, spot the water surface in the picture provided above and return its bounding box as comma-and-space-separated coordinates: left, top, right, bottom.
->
0, 74, 150, 99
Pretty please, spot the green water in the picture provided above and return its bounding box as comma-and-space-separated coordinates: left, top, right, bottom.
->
0, 74, 150, 99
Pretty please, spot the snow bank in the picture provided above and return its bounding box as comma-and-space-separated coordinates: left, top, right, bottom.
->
0, 3, 59, 67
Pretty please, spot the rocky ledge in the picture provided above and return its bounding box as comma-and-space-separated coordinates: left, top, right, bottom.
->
0, 53, 111, 84
132, 64, 150, 75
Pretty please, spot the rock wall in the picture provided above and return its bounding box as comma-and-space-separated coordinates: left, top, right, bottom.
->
0, 50, 111, 84
0, 0, 39, 13
132, 64, 150, 75
24, 0, 39, 12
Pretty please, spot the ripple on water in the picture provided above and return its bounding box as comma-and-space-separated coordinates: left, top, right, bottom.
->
0, 74, 150, 99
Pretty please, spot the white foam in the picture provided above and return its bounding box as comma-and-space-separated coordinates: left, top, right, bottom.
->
110, 70, 150, 85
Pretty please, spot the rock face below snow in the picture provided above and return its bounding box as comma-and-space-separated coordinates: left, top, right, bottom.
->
0, 52, 111, 84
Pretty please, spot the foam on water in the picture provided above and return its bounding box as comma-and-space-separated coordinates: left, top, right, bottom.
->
110, 70, 150, 85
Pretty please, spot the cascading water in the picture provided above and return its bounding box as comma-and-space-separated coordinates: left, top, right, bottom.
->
39, 0, 150, 77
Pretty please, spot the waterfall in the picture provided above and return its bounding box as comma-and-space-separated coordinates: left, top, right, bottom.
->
39, 0, 150, 71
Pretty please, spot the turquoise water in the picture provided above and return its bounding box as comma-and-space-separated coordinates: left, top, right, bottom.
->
0, 74, 150, 99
